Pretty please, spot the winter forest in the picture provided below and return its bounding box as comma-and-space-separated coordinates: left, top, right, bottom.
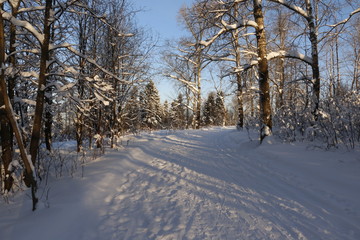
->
0, 0, 360, 239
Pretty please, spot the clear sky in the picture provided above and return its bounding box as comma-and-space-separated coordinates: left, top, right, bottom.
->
133, 0, 194, 42
133, 0, 195, 102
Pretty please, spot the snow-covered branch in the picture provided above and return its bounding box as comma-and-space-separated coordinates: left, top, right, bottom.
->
18, 6, 45, 14
267, 0, 309, 19
200, 19, 257, 48
164, 74, 199, 94
328, 8, 360, 27
267, 50, 313, 65
66, 46, 131, 85
234, 60, 258, 73
1, 10, 44, 43
233, 50, 312, 74
222, 19, 258, 31
204, 54, 236, 62
49, 42, 72, 50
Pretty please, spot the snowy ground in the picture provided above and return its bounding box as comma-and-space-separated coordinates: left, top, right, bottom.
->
1, 127, 360, 240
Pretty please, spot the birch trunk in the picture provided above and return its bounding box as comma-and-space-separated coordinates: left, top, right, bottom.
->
233, 2, 244, 129
305, 0, 320, 121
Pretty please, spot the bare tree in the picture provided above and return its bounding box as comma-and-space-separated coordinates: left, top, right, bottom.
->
0, 1, 38, 210
196, 0, 272, 141
177, 3, 213, 129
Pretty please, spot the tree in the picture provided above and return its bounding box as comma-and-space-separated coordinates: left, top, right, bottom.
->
0, 0, 152, 209
192, 0, 272, 141
171, 93, 187, 129
0, 0, 22, 192
252, 0, 272, 141
267, 0, 359, 121
214, 91, 226, 126
29, 0, 53, 165
123, 86, 142, 132
347, 16, 360, 92
141, 81, 162, 129
177, 3, 213, 129
162, 44, 195, 129
0, 1, 38, 209
162, 100, 172, 129
203, 92, 216, 126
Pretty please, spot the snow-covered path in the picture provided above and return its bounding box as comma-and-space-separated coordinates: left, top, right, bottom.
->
1, 127, 360, 239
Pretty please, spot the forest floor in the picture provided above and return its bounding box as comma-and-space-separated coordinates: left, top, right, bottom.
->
1, 127, 360, 240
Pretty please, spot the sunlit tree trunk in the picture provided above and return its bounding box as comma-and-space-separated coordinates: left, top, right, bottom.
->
232, 2, 244, 129
275, 10, 287, 109
195, 51, 202, 129
305, 0, 320, 121
253, 0, 272, 142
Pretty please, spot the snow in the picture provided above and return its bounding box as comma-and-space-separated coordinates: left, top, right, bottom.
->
266, 50, 313, 65
1, 127, 359, 239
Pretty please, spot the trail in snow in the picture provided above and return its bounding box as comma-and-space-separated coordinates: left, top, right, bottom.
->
1, 127, 359, 240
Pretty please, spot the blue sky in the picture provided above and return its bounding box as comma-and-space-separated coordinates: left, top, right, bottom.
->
134, 0, 194, 42
133, 0, 195, 102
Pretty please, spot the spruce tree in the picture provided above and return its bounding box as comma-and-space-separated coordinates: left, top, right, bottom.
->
171, 93, 186, 129
214, 91, 226, 126
203, 92, 216, 126
141, 81, 162, 129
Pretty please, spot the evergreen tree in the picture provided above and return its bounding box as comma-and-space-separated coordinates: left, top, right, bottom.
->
141, 81, 162, 129
124, 86, 141, 132
162, 100, 171, 129
171, 93, 187, 129
214, 91, 226, 126
203, 92, 216, 126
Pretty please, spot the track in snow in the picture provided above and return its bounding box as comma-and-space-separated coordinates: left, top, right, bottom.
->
90, 127, 360, 239
1, 127, 359, 240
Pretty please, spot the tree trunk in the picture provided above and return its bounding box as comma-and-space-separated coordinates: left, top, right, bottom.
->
253, 0, 272, 142
236, 74, 244, 129
195, 51, 202, 129
29, 0, 53, 164
76, 112, 84, 152
305, 0, 320, 121
233, 2, 244, 129
0, 0, 21, 193
75, 16, 87, 153
186, 88, 190, 129
276, 11, 286, 109
352, 48, 359, 91
44, 92, 53, 152
44, 6, 57, 152
0, 5, 37, 209
0, 99, 13, 192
